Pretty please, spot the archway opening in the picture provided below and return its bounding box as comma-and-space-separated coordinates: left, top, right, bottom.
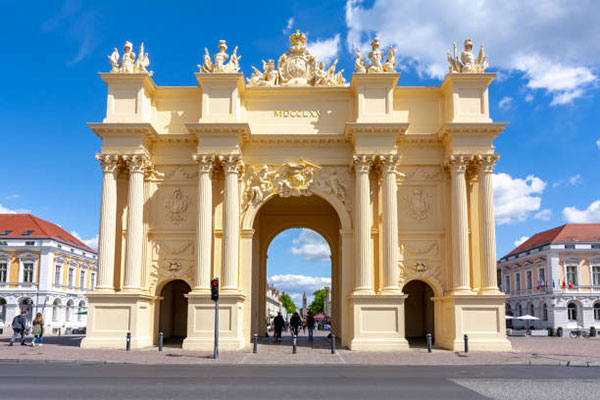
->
403, 280, 435, 347
159, 280, 191, 346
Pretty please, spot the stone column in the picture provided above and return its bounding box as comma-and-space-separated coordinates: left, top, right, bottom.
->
193, 154, 215, 292
447, 155, 471, 293
221, 154, 243, 291
352, 155, 374, 293
95, 154, 119, 291
123, 154, 148, 291
378, 154, 402, 293
476, 154, 500, 293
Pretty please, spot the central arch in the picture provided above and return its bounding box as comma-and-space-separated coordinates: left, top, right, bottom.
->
158, 280, 191, 346
403, 280, 435, 346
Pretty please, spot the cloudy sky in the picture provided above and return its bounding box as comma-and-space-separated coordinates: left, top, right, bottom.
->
1, 1, 599, 306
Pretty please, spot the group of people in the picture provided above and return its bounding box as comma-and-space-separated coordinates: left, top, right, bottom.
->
272, 311, 316, 343
8, 310, 45, 347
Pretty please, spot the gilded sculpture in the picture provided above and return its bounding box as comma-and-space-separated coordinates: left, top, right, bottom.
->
108, 41, 151, 73
447, 39, 488, 73
199, 40, 241, 73
354, 37, 396, 73
247, 30, 345, 87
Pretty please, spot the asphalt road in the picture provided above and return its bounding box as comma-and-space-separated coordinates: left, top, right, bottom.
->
0, 363, 598, 399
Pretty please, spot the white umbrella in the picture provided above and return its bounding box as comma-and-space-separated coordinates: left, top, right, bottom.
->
505, 315, 515, 319
517, 314, 539, 320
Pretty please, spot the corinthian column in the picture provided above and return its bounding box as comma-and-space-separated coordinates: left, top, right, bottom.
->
95, 154, 119, 291
353, 154, 374, 294
221, 154, 243, 291
476, 154, 501, 293
378, 154, 403, 293
123, 154, 148, 291
193, 154, 215, 292
447, 155, 471, 293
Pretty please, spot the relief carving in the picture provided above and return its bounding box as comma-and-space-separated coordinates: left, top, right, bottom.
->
405, 187, 432, 220
312, 168, 349, 207
402, 241, 439, 256
404, 167, 441, 181
150, 261, 193, 294
165, 189, 190, 224
154, 241, 193, 256
164, 166, 198, 180
399, 261, 442, 292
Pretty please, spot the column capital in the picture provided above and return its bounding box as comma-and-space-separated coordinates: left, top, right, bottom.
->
352, 154, 375, 173
474, 153, 500, 174
219, 153, 244, 174
193, 153, 217, 173
122, 154, 150, 174
444, 154, 470, 173
95, 153, 120, 173
375, 154, 406, 181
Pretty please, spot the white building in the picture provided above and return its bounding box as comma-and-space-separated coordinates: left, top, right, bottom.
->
265, 285, 285, 324
0, 214, 97, 335
498, 224, 600, 332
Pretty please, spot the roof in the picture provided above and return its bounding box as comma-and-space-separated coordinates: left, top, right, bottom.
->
0, 214, 96, 253
503, 224, 600, 259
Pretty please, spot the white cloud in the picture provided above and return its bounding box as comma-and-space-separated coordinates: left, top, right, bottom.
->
553, 174, 583, 188
289, 229, 330, 263
514, 236, 530, 247
562, 200, 600, 223
345, 0, 600, 105
534, 209, 552, 221
0, 203, 30, 214
268, 274, 331, 307
596, 139, 600, 150
493, 173, 547, 225
283, 17, 294, 34
71, 231, 99, 250
524, 93, 535, 102
308, 33, 341, 65
3, 194, 21, 201
498, 96, 512, 110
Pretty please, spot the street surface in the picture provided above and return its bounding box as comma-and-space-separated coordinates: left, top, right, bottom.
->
0, 363, 598, 399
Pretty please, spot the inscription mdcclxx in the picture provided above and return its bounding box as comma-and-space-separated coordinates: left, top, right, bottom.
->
274, 110, 321, 118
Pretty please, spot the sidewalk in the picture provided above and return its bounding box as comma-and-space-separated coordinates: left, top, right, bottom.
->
1, 332, 600, 366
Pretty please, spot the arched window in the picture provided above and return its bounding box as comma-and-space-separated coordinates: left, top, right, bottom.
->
0, 298, 6, 323
66, 300, 74, 322
567, 302, 577, 321
594, 303, 600, 321
52, 299, 61, 322
543, 303, 548, 321
77, 301, 85, 322
19, 298, 33, 321
517, 304, 523, 316
506, 304, 512, 316
529, 304, 535, 316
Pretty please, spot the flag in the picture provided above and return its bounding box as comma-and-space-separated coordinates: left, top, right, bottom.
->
552, 280, 555, 288
568, 279, 573, 289
562, 280, 566, 289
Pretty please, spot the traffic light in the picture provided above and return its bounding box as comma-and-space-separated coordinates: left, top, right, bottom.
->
211, 278, 219, 301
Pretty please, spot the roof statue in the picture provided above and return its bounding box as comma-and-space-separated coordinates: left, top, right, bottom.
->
199, 40, 241, 73
354, 37, 396, 73
447, 39, 489, 73
247, 29, 345, 87
108, 41, 151, 74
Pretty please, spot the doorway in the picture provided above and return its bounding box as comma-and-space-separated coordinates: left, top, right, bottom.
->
403, 280, 435, 346
159, 280, 191, 346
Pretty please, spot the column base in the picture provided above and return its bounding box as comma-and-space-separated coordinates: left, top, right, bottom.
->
348, 293, 409, 351
182, 292, 247, 351
81, 292, 156, 349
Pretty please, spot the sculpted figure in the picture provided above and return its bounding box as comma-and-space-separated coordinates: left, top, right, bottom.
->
108, 41, 151, 73
354, 40, 395, 73
382, 45, 396, 72
213, 40, 229, 72
201, 48, 213, 73
199, 40, 242, 73
248, 59, 277, 86
447, 39, 488, 73
120, 41, 136, 73
228, 46, 241, 73
354, 47, 367, 73
368, 38, 383, 72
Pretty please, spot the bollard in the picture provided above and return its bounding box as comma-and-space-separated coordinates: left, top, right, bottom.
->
126, 331, 131, 351
464, 334, 469, 353
426, 333, 432, 353
331, 334, 336, 354
292, 334, 297, 354
253, 334, 258, 354
158, 332, 164, 352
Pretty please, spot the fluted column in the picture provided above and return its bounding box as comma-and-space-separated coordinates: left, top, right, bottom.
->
193, 154, 215, 292
123, 154, 148, 291
477, 154, 500, 293
447, 155, 471, 293
378, 154, 403, 293
95, 154, 119, 291
221, 154, 243, 291
353, 154, 374, 293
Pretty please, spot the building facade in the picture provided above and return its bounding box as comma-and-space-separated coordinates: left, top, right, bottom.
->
498, 224, 600, 331
0, 214, 97, 334
265, 284, 285, 323
83, 33, 510, 351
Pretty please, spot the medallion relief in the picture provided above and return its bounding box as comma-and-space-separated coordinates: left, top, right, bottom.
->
405, 186, 432, 221
165, 189, 190, 224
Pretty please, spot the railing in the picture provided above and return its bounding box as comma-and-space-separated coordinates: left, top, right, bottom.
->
505, 285, 600, 296
0, 281, 37, 288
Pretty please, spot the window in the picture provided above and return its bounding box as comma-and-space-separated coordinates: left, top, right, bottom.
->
25, 241, 35, 246
79, 271, 86, 289
0, 298, 6, 323
515, 273, 521, 291
54, 265, 62, 285
526, 271, 533, 290
52, 299, 60, 322
594, 303, 600, 321
543, 303, 548, 321
592, 244, 600, 249
90, 273, 96, 290
78, 301, 85, 322
67, 268, 74, 287
0, 230, 12, 235
0, 241, 7, 245
565, 244, 575, 249
66, 300, 74, 322
23, 263, 34, 283
528, 303, 534, 316
517, 304, 523, 316
504, 276, 511, 293
567, 302, 577, 321
0, 263, 7, 283
22, 230, 33, 236
566, 266, 578, 286
593, 266, 600, 286
538, 268, 546, 284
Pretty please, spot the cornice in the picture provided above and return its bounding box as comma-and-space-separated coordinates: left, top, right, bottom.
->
397, 134, 442, 145
87, 122, 159, 141
244, 133, 348, 145
344, 122, 409, 142
185, 122, 251, 141
437, 122, 508, 141
99, 72, 157, 93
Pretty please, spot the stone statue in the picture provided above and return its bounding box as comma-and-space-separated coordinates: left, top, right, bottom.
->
248, 60, 277, 86
108, 41, 151, 73
447, 39, 488, 73
199, 40, 241, 73
354, 38, 396, 73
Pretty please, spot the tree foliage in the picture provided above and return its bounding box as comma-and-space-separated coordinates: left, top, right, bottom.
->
309, 287, 329, 315
280, 292, 296, 314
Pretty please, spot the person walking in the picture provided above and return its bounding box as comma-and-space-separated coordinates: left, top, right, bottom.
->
31, 313, 44, 347
273, 312, 285, 343
9, 310, 28, 346
290, 312, 301, 337
306, 311, 315, 342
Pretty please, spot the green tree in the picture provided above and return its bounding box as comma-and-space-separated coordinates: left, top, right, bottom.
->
280, 292, 296, 314
309, 287, 329, 315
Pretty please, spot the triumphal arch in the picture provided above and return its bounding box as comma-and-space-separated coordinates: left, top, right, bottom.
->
82, 33, 511, 351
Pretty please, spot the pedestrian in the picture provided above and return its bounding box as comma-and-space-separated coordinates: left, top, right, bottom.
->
31, 313, 44, 347
302, 320, 306, 334
290, 312, 301, 337
9, 310, 28, 346
273, 312, 285, 343
306, 311, 315, 342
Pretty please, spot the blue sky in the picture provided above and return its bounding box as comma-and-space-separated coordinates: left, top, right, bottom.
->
1, 1, 599, 306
